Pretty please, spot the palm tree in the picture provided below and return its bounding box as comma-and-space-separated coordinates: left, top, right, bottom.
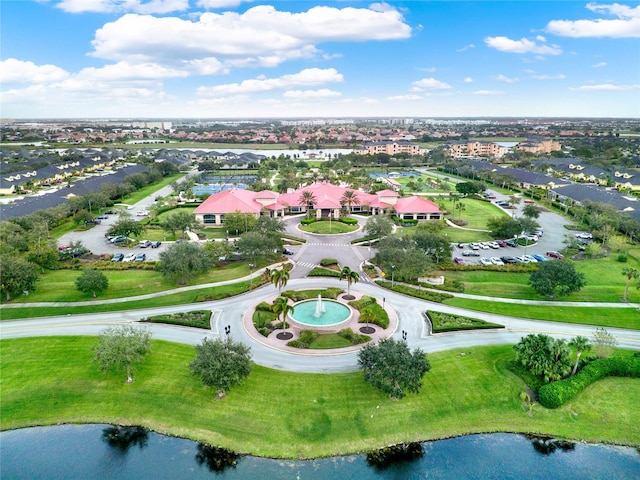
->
339, 266, 360, 299
568, 336, 592, 376
340, 189, 360, 215
272, 296, 294, 330
621, 267, 639, 302
298, 190, 317, 218
270, 267, 290, 294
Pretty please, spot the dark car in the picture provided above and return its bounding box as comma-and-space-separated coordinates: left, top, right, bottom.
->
96, 215, 109, 220
500, 256, 517, 264
151, 241, 161, 248
462, 250, 480, 257
282, 247, 294, 255
505, 239, 518, 247
134, 253, 146, 262
111, 253, 124, 262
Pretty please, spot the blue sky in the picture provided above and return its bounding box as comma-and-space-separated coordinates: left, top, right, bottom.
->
1, 1, 639, 119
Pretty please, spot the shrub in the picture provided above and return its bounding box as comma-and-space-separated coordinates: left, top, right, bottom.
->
427, 311, 503, 333
340, 217, 358, 225
281, 288, 343, 301
349, 296, 389, 329
320, 258, 339, 266
254, 301, 274, 312
617, 253, 628, 262
375, 280, 453, 303
337, 328, 370, 345
143, 310, 211, 329
287, 330, 319, 349
308, 267, 341, 278
538, 355, 640, 408
349, 295, 377, 310
300, 218, 316, 225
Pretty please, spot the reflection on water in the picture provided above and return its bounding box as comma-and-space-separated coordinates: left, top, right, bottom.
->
1, 425, 638, 480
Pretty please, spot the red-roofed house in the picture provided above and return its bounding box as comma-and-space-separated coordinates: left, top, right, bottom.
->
193, 183, 442, 226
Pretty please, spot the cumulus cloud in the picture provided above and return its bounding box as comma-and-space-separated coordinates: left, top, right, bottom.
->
196, 0, 253, 9
592, 61, 608, 68
283, 89, 342, 99
547, 2, 640, 38
496, 74, 518, 83
485, 36, 562, 55
197, 68, 343, 97
463, 77, 473, 83
90, 5, 411, 69
56, 0, 189, 14
411, 77, 452, 91
0, 58, 69, 84
570, 83, 640, 91
531, 73, 566, 80
472, 90, 505, 95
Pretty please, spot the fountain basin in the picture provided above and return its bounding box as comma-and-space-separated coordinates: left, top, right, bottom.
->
288, 299, 352, 330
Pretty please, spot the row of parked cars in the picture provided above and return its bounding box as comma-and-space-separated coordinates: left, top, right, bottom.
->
454, 251, 563, 266
111, 253, 146, 262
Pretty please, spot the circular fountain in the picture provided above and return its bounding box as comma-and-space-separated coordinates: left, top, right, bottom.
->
289, 294, 352, 330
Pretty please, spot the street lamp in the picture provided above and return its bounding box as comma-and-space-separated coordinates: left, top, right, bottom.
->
391, 265, 396, 288
249, 264, 255, 290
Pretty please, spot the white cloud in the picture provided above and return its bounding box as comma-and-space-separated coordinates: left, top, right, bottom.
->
472, 90, 505, 95
496, 74, 518, 83
463, 77, 473, 83
592, 61, 608, 68
485, 36, 562, 55
56, 0, 189, 14
197, 68, 343, 97
77, 62, 189, 81
283, 89, 342, 99
386, 94, 423, 101
0, 58, 69, 84
531, 73, 566, 80
411, 77, 452, 91
456, 44, 475, 52
91, 5, 411, 70
570, 83, 640, 91
547, 3, 640, 38
196, 0, 252, 9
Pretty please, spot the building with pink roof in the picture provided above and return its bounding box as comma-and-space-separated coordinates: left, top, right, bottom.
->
193, 183, 442, 226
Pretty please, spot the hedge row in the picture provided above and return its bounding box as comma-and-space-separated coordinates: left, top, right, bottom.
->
281, 288, 343, 301
307, 267, 341, 278
340, 217, 358, 225
538, 354, 640, 409
60, 261, 157, 271
142, 310, 211, 329
287, 330, 319, 349
320, 258, 339, 266
426, 310, 503, 333
337, 328, 370, 345
375, 280, 454, 303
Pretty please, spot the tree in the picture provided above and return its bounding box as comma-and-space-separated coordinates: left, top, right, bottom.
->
364, 215, 393, 239
298, 190, 317, 218
513, 334, 572, 383
189, 337, 252, 398
224, 211, 257, 235
374, 236, 432, 282
413, 230, 452, 264
455, 181, 482, 196
204, 240, 236, 262
93, 325, 151, 383
252, 216, 285, 235
339, 266, 360, 298
455, 201, 466, 222
592, 327, 617, 358
158, 242, 212, 285
522, 203, 542, 220
236, 231, 282, 265
108, 213, 145, 239
357, 338, 431, 399
272, 296, 294, 329
568, 336, 591, 376
340, 189, 360, 214
529, 260, 586, 298
75, 268, 109, 298
621, 267, 639, 302
0, 255, 39, 301
270, 267, 290, 294
160, 210, 198, 239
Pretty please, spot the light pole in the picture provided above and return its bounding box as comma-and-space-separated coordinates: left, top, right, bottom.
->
391, 265, 396, 288
249, 264, 255, 290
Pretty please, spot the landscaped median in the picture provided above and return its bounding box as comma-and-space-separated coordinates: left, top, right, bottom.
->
2, 337, 638, 458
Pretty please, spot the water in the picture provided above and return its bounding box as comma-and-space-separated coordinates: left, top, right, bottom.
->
1, 426, 638, 479
289, 299, 351, 326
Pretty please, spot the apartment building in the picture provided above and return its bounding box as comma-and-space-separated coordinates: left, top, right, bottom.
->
354, 140, 427, 156
445, 141, 507, 159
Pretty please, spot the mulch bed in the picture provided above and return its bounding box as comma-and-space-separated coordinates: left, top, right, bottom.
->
276, 332, 294, 340
359, 326, 376, 334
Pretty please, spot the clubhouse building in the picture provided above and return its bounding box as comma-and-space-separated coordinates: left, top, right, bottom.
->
193, 182, 442, 226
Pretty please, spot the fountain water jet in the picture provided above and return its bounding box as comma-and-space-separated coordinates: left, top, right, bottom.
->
314, 294, 326, 317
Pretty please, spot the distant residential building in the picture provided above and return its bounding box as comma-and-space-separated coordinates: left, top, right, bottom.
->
516, 138, 561, 154
354, 140, 427, 156
445, 141, 507, 159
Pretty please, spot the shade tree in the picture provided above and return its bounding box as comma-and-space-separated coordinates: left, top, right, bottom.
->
93, 325, 152, 383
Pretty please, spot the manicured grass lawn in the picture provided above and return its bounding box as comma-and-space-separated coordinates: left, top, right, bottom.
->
300, 221, 358, 234
154, 206, 196, 222
2, 338, 638, 458
123, 174, 183, 205
439, 197, 507, 230
443, 298, 640, 330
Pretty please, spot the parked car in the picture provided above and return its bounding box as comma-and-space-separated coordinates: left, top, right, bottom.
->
462, 250, 480, 257
84, 219, 101, 226
546, 251, 564, 259
532, 254, 546, 262
109, 235, 127, 244
111, 253, 124, 262
500, 256, 517, 264
515, 256, 530, 263
151, 241, 161, 248
136, 210, 149, 216
479, 242, 490, 249
523, 199, 535, 204
480, 257, 493, 266
457, 242, 465, 249
139, 240, 151, 248
523, 255, 538, 263
484, 193, 497, 199
496, 240, 507, 247
57, 244, 71, 251
490, 257, 505, 266
575, 232, 593, 239
96, 215, 109, 220
122, 253, 136, 262
453, 256, 466, 265
505, 239, 518, 247
488, 242, 499, 249
134, 253, 146, 262
282, 247, 294, 255
469, 242, 480, 250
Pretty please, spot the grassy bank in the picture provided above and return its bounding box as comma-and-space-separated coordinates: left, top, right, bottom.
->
1, 337, 638, 458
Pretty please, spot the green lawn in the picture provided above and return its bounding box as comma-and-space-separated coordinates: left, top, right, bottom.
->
300, 221, 358, 234
2, 338, 638, 458
122, 174, 183, 205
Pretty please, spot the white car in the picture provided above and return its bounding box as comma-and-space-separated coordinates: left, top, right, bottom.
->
479, 242, 490, 249
488, 242, 500, 249
523, 255, 538, 263
122, 253, 136, 262
515, 255, 529, 263
136, 210, 149, 216
490, 257, 505, 266
480, 257, 493, 266
575, 232, 593, 239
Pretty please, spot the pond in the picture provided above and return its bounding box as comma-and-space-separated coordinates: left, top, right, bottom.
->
1, 425, 638, 479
